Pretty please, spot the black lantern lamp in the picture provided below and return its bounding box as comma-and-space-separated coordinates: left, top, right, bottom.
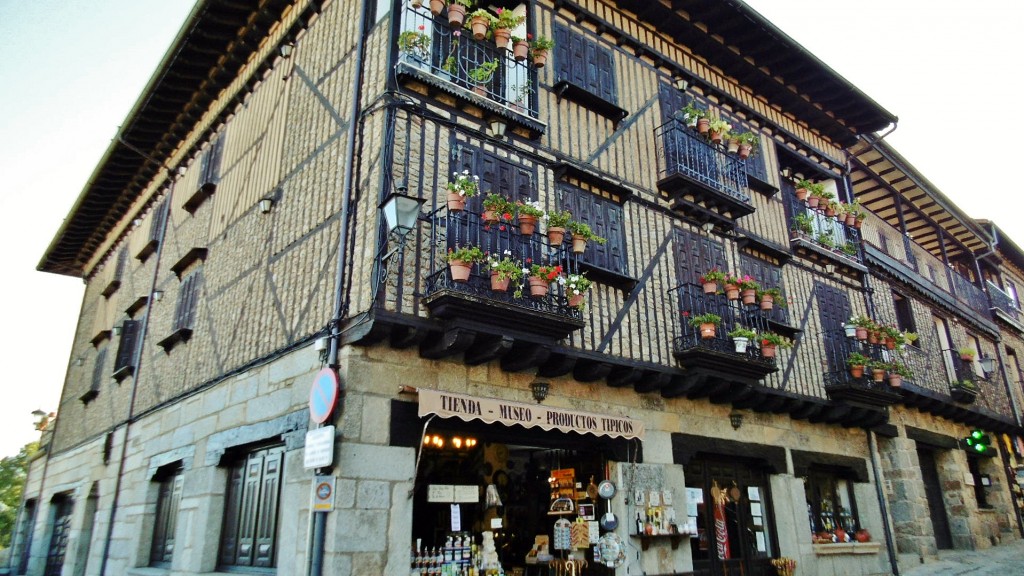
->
379, 188, 426, 240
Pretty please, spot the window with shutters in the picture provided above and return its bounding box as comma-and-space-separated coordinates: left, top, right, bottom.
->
184, 133, 226, 214
136, 200, 168, 262
157, 268, 202, 352
559, 184, 628, 281
815, 282, 853, 374
219, 445, 284, 569
81, 348, 106, 404
892, 292, 916, 338
112, 319, 140, 382
101, 249, 128, 298
551, 23, 627, 121
150, 466, 184, 567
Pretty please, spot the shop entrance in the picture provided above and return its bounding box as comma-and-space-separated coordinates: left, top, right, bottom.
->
916, 447, 953, 549
685, 457, 776, 576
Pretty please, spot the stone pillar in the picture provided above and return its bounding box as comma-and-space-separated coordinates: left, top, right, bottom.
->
877, 435, 937, 559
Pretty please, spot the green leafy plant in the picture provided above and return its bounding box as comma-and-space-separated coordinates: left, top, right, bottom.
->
757, 287, 786, 307
708, 118, 731, 133
841, 241, 857, 256
566, 273, 592, 296
851, 315, 875, 329
903, 331, 919, 345
958, 347, 977, 361
951, 379, 977, 390
846, 352, 871, 367
759, 332, 794, 348
735, 131, 759, 147
877, 360, 913, 378
515, 200, 544, 218
530, 263, 564, 282
482, 194, 514, 222
735, 274, 760, 291
398, 28, 431, 60
445, 169, 481, 198
468, 60, 499, 84
546, 209, 572, 228
816, 232, 835, 249
675, 102, 707, 124
452, 0, 475, 6
530, 34, 554, 53
792, 213, 814, 235
728, 326, 757, 340
700, 267, 728, 284
567, 221, 607, 244
444, 244, 486, 263
688, 313, 722, 328
493, 7, 524, 29
795, 179, 815, 190
487, 251, 526, 296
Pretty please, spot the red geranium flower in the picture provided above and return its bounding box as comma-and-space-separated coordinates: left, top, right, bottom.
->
761, 339, 771, 346
502, 212, 512, 220
418, 24, 425, 31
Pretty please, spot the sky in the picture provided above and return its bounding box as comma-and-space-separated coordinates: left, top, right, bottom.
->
0, 1, 1021, 459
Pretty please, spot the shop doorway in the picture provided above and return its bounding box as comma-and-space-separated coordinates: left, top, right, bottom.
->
685, 457, 776, 576
916, 448, 953, 549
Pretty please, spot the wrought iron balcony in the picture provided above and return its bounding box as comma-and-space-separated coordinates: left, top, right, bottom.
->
785, 187, 865, 270
655, 120, 753, 229
397, 5, 543, 134
671, 283, 777, 382
422, 208, 585, 341
821, 329, 902, 408
987, 280, 1021, 324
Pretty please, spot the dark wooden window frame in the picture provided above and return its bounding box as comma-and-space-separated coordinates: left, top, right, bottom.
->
183, 133, 226, 214
804, 467, 862, 535
112, 319, 141, 382
552, 22, 627, 122
81, 348, 106, 404
558, 183, 632, 287
158, 268, 203, 353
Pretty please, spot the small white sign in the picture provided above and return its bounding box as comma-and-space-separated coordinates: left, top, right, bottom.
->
304, 426, 335, 469
428, 484, 455, 502
490, 517, 503, 529
451, 504, 462, 531
312, 475, 335, 512
454, 485, 479, 503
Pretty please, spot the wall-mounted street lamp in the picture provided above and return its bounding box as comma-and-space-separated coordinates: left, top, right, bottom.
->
379, 189, 426, 240
530, 381, 550, 403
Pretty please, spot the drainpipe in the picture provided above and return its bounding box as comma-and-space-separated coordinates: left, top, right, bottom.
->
311, 1, 369, 575
867, 430, 900, 576
99, 192, 172, 575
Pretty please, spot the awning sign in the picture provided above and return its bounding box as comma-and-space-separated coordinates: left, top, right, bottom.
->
417, 389, 644, 440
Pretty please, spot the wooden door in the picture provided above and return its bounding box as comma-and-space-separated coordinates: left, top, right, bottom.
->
916, 448, 953, 549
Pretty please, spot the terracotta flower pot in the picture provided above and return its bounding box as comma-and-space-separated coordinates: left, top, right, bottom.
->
888, 374, 902, 387
472, 85, 488, 96
741, 288, 757, 305
547, 227, 565, 245
761, 343, 777, 358
699, 323, 717, 340
411, 0, 424, 8
795, 187, 809, 201
849, 365, 865, 378
855, 529, 871, 543
709, 130, 723, 144
482, 209, 498, 224
871, 368, 885, 382
724, 283, 740, 301
512, 40, 529, 61
470, 16, 489, 40
855, 327, 868, 341
867, 331, 879, 345
447, 2, 467, 26
824, 205, 836, 217
854, 219, 864, 229
528, 275, 549, 297
738, 144, 752, 159
760, 294, 774, 310
447, 191, 466, 212
960, 354, 975, 362
884, 338, 896, 350
572, 234, 588, 254
696, 118, 709, 134
518, 214, 538, 235
845, 213, 857, 226
493, 28, 511, 49
702, 281, 718, 295
532, 49, 548, 68
807, 195, 821, 208
449, 260, 472, 282
429, 0, 445, 15
490, 271, 510, 292
727, 139, 740, 153
568, 294, 585, 309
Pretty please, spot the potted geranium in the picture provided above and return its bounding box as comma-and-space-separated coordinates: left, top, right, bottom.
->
515, 200, 545, 235
851, 315, 874, 341
884, 361, 913, 387
735, 131, 758, 159
546, 209, 572, 245
492, 8, 524, 49
728, 326, 757, 353
481, 193, 513, 225
565, 273, 592, 309
735, 275, 760, 305
511, 35, 529, 61
700, 267, 728, 295
566, 221, 607, 254
444, 244, 486, 282
530, 35, 554, 68
959, 347, 977, 362
846, 352, 870, 378
467, 8, 496, 40
759, 332, 792, 358
806, 182, 826, 208
950, 379, 978, 403
757, 287, 784, 311
674, 102, 707, 129
722, 273, 741, 301
445, 169, 480, 211
868, 360, 887, 383
707, 118, 731, 144
398, 27, 431, 63
447, 0, 474, 26
689, 313, 722, 340
468, 60, 499, 95
486, 250, 525, 294
795, 179, 814, 201
528, 262, 563, 297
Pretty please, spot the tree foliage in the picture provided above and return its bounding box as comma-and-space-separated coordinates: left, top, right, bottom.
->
0, 442, 38, 548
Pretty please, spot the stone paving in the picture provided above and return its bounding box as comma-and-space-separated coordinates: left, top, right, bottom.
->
899, 538, 1024, 575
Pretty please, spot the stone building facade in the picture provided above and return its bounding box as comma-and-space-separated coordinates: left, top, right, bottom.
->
14, 1, 1024, 575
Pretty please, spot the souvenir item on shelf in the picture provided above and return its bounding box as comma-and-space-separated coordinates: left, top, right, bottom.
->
597, 479, 616, 499
570, 520, 590, 549
553, 518, 572, 550
596, 533, 626, 568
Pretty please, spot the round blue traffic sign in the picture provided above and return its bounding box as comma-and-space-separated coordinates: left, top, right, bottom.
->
309, 368, 339, 424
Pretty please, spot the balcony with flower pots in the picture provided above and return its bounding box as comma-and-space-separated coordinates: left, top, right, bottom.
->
785, 180, 866, 274
654, 116, 753, 231
396, 3, 545, 137
667, 281, 780, 399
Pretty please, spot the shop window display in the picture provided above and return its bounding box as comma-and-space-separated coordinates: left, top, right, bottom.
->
804, 469, 860, 542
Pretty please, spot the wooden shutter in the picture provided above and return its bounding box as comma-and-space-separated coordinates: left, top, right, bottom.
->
219, 461, 245, 566
113, 320, 139, 379
815, 282, 852, 373
553, 23, 617, 105
89, 349, 107, 395
673, 227, 726, 287
151, 470, 183, 564
254, 448, 283, 567
562, 186, 627, 275
173, 270, 202, 332
202, 135, 226, 186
